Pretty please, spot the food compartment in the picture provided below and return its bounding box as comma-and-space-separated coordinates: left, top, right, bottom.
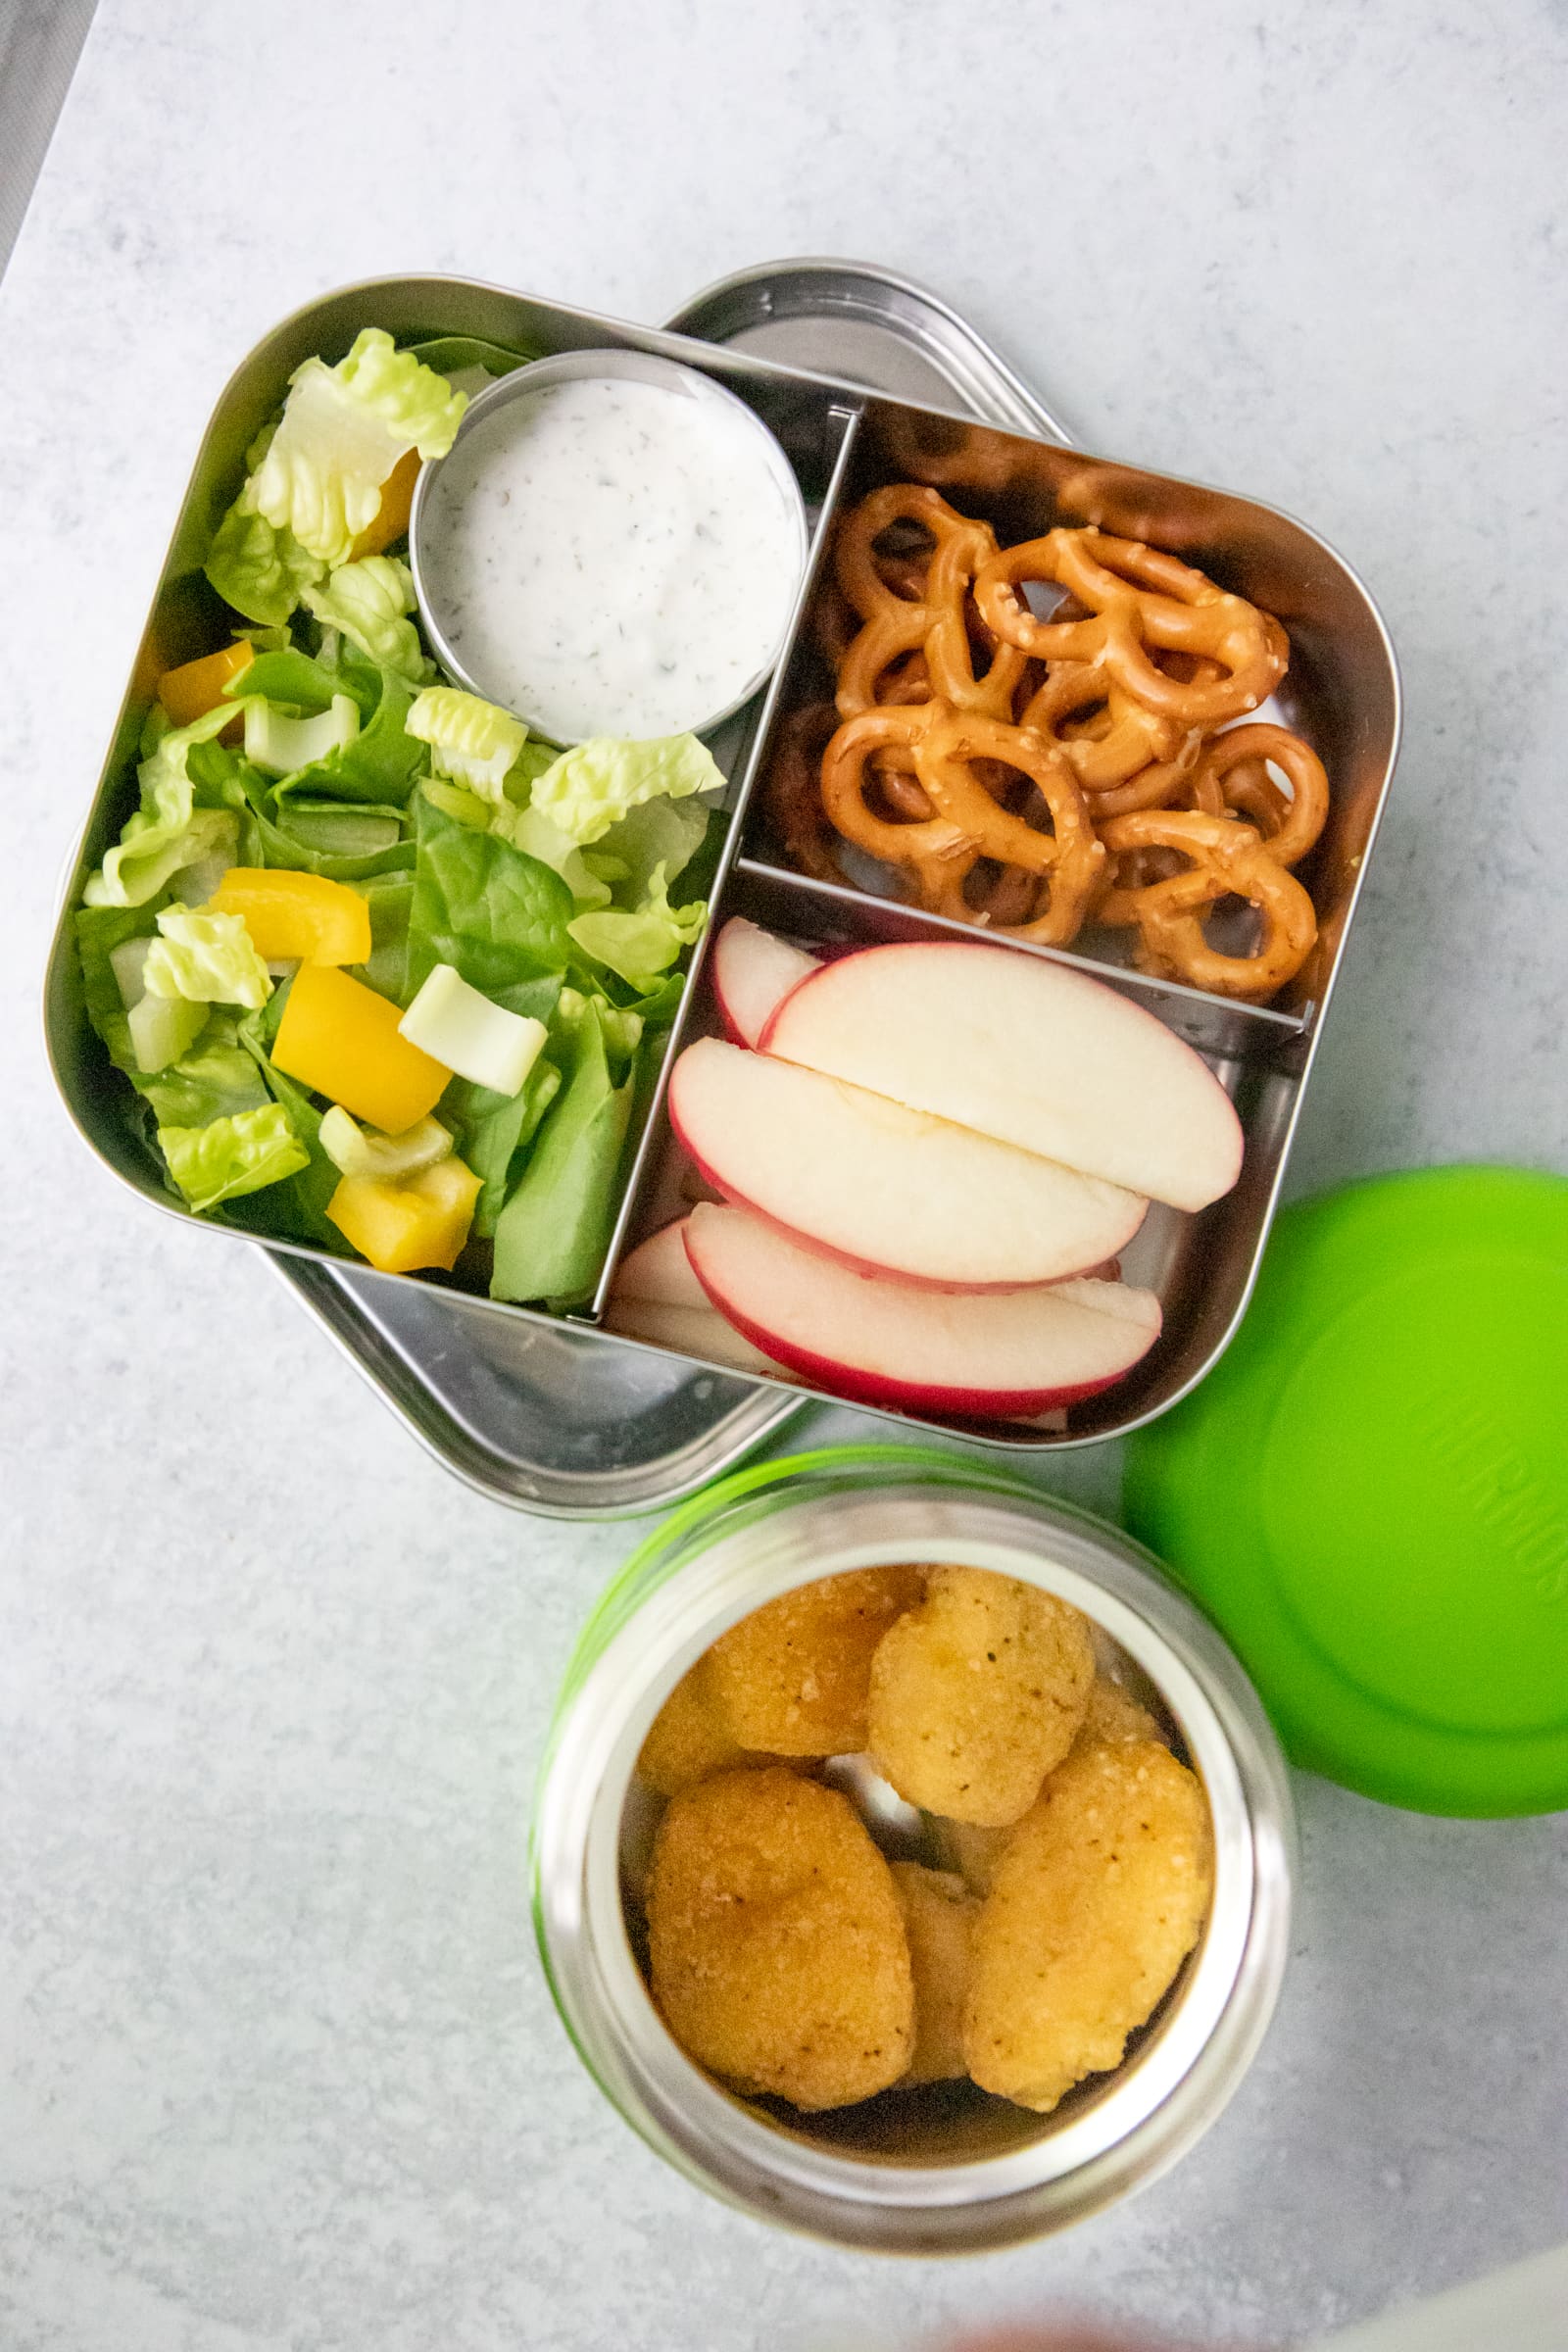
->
619, 1560, 1211, 2157
737, 398, 1396, 1023
602, 852, 1303, 1448
44, 279, 864, 1338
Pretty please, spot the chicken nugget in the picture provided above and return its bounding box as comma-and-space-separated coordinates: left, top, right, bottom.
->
1077, 1676, 1165, 1751
964, 1740, 1213, 2112
646, 1766, 913, 2110
637, 1660, 779, 1796
867, 1567, 1095, 1826
928, 1817, 1014, 1898
890, 1863, 979, 2085
703, 1566, 923, 1756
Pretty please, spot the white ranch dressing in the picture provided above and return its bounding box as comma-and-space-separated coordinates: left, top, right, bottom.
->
418, 372, 805, 743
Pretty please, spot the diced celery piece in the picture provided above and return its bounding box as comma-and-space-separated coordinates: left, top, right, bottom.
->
129, 991, 207, 1074
318, 1105, 455, 1183
244, 692, 360, 779
398, 962, 547, 1097
110, 935, 152, 1008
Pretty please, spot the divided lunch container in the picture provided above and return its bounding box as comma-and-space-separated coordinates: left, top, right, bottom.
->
43, 264, 1400, 1510
532, 1446, 1296, 2250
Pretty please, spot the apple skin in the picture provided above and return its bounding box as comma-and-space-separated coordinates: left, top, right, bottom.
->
667, 1038, 1148, 1293
710, 917, 820, 1048
682, 1203, 1161, 1418
760, 937, 1244, 1213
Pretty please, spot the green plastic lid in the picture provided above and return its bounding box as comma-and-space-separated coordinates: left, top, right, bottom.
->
1124, 1165, 1568, 1817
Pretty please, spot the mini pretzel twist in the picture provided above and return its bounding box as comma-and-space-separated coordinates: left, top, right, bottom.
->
973, 528, 1287, 728
835, 486, 1028, 725
819, 702, 1103, 944
1096, 808, 1317, 1001
1179, 722, 1328, 868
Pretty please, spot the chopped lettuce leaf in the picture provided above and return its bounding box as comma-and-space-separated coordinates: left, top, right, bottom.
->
158, 1102, 309, 1212
419, 776, 611, 908
406, 794, 572, 1006
489, 995, 635, 1304
440, 1059, 562, 1240
587, 792, 709, 905
566, 859, 707, 989
144, 905, 272, 1010
271, 802, 404, 858
302, 556, 428, 682
406, 686, 527, 802
83, 707, 251, 908
400, 335, 536, 380
246, 330, 467, 567
357, 871, 415, 1000
528, 733, 723, 847
204, 503, 322, 627
137, 1030, 270, 1130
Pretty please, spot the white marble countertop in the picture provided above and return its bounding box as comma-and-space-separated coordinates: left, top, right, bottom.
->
3, 4, 1566, 2347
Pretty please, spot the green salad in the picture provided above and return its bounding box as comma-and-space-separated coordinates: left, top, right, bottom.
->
75, 329, 721, 1307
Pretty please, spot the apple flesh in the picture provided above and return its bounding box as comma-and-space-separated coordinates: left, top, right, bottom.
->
611, 1217, 708, 1309
667, 1037, 1147, 1289
683, 1203, 1161, 1415
603, 1293, 775, 1376
760, 938, 1243, 1212
711, 917, 819, 1048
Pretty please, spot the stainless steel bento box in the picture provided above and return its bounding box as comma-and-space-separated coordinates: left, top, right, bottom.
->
44, 267, 1399, 1487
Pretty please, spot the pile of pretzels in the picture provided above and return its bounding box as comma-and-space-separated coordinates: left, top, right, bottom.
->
765, 484, 1328, 1004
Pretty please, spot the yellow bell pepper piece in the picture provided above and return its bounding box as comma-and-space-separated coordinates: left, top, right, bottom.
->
158, 641, 255, 727
210, 869, 372, 967
271, 963, 449, 1132
350, 446, 421, 560
327, 1153, 481, 1274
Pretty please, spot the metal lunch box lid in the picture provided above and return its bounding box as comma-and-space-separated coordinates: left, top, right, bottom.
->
531, 1445, 1296, 2251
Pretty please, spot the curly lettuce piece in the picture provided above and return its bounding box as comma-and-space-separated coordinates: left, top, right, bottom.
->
529, 733, 723, 847
205, 331, 467, 607
406, 685, 527, 802
83, 709, 248, 909
566, 860, 707, 990
302, 556, 428, 682
144, 906, 272, 1011
584, 792, 709, 904
204, 504, 322, 628
158, 1102, 309, 1213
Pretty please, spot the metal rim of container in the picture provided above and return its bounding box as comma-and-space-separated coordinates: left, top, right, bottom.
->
407, 345, 810, 746
531, 1478, 1296, 2251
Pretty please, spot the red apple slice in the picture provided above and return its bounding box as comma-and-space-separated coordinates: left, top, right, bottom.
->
611, 1218, 708, 1309
667, 1037, 1146, 1288
760, 939, 1243, 1212
711, 917, 819, 1047
683, 1203, 1161, 1415
604, 1294, 776, 1376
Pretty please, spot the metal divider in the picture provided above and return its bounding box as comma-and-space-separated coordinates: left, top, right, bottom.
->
586, 399, 866, 1320
729, 856, 1309, 1069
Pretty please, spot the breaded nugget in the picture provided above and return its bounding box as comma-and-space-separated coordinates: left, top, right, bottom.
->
637, 1660, 775, 1796
867, 1567, 1095, 1826
703, 1567, 923, 1756
646, 1766, 913, 2110
930, 1682, 1165, 1891
964, 1739, 1213, 2112
890, 1863, 979, 2084
928, 1817, 1014, 1898
1077, 1676, 1165, 1751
